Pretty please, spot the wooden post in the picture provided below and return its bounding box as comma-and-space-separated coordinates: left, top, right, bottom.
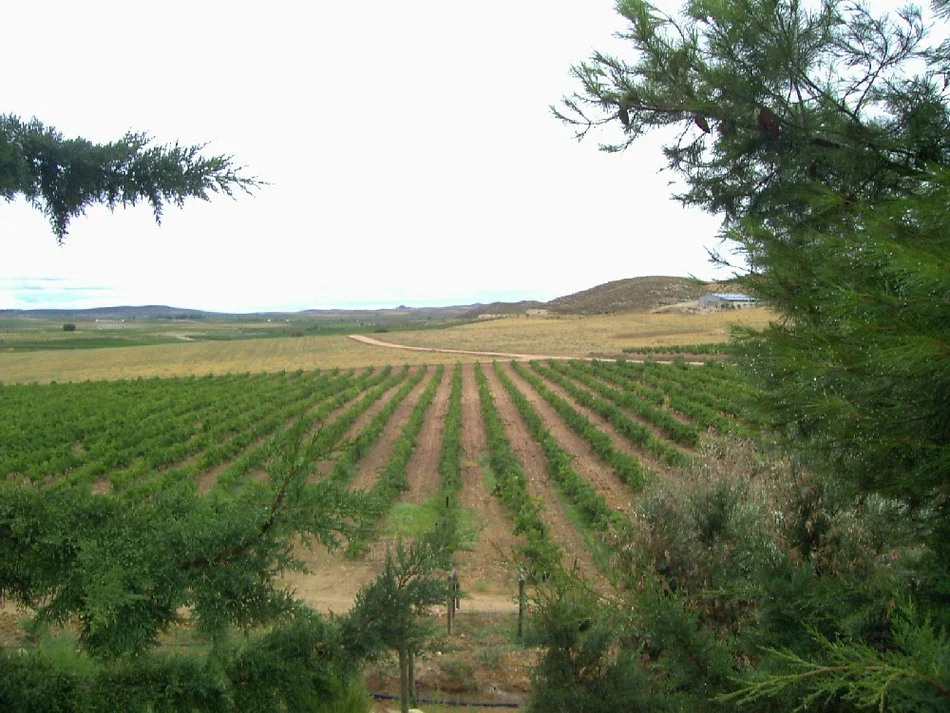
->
398, 647, 410, 713
448, 568, 458, 635
518, 565, 527, 641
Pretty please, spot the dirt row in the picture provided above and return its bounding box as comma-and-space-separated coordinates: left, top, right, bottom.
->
277, 357, 702, 613
80, 358, 690, 613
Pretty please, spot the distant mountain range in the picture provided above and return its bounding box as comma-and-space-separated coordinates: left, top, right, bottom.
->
1, 276, 745, 321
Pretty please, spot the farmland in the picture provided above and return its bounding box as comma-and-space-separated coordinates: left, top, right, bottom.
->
0, 315, 758, 707
0, 307, 772, 383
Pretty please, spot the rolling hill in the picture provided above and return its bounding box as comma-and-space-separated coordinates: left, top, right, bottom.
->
0, 276, 749, 322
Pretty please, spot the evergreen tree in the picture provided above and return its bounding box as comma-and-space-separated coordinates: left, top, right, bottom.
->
541, 1, 950, 709
0, 113, 260, 242
344, 528, 455, 713
0, 439, 370, 711
556, 0, 948, 570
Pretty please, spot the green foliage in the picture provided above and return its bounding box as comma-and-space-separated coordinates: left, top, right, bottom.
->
724, 602, 950, 713
345, 528, 453, 658
0, 611, 370, 713
553, 1, 950, 709
527, 581, 665, 713
0, 114, 260, 241
0, 445, 357, 659
529, 437, 947, 711
474, 362, 562, 576
734, 171, 950, 572
61, 322, 75, 332
556, 0, 949, 222
345, 528, 454, 713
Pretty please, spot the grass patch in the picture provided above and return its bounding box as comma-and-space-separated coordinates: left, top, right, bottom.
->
479, 458, 498, 494
559, 498, 621, 585
385, 497, 478, 548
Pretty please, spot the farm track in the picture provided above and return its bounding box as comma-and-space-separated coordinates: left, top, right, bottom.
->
348, 334, 572, 361
498, 362, 637, 517
349, 333, 708, 365
480, 364, 608, 589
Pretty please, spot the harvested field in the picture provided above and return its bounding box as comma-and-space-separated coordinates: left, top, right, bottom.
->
0, 309, 772, 383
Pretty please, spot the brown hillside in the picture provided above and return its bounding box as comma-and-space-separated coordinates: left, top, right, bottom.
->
547, 276, 711, 313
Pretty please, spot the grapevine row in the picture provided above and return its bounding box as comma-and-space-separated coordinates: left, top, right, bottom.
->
474, 362, 561, 574
511, 361, 648, 491
348, 365, 446, 551
586, 360, 740, 435
493, 363, 632, 569
532, 361, 690, 467
557, 361, 701, 447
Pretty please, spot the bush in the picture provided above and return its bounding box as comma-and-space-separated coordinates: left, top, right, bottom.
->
62, 323, 76, 332
529, 436, 943, 711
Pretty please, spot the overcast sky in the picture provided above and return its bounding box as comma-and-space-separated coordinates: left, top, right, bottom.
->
3, 1, 743, 312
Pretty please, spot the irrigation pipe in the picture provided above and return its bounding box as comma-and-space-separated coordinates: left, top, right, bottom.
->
370, 691, 521, 708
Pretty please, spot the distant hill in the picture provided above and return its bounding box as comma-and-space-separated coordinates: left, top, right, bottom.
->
459, 300, 546, 319
0, 276, 752, 322
0, 305, 217, 320
546, 276, 711, 314
459, 276, 748, 317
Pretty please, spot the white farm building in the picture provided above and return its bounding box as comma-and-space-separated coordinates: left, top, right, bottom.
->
698, 293, 759, 310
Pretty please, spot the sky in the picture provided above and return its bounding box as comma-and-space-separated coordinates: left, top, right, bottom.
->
5, 1, 743, 312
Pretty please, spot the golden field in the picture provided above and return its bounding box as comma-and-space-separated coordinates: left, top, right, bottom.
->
0, 308, 774, 383
388, 308, 774, 356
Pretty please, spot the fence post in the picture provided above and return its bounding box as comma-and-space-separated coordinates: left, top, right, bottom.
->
518, 565, 527, 641
448, 568, 458, 635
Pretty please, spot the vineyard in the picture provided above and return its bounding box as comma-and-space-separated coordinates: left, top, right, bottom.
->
1, 357, 754, 705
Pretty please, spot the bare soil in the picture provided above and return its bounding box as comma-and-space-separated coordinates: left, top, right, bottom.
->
402, 366, 452, 505
497, 361, 637, 518
480, 364, 608, 589
455, 363, 524, 601
349, 366, 434, 492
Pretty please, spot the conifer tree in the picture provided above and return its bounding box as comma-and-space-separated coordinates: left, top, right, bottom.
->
0, 113, 260, 242
556, 0, 948, 566
544, 1, 950, 709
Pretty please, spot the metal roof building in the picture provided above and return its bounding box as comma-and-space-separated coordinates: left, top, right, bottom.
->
698, 293, 759, 310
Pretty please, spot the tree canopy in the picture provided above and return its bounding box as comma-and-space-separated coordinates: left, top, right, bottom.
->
555, 0, 949, 547
557, 0, 950, 220
0, 114, 260, 242
538, 1, 950, 709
